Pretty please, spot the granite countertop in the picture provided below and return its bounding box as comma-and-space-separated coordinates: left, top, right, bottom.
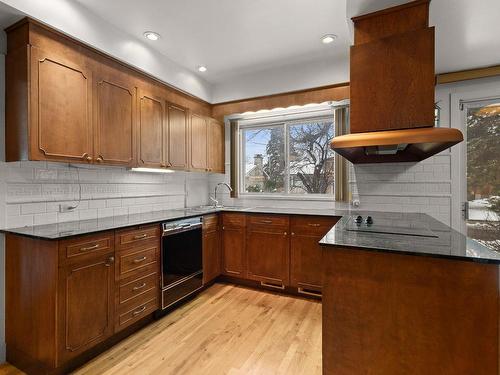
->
3, 206, 498, 264
319, 211, 500, 264
0, 206, 347, 240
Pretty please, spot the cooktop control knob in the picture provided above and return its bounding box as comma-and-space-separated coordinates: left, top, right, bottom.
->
366, 216, 373, 225
355, 215, 363, 224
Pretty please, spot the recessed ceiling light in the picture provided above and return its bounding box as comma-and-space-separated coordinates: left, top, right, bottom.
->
197, 65, 207, 72
321, 34, 337, 44
143, 31, 160, 41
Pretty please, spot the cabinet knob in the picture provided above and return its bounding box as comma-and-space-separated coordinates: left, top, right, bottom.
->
160, 162, 167, 168
82, 153, 92, 162
96, 156, 104, 162
105, 256, 115, 266
291, 232, 295, 236
284, 232, 287, 236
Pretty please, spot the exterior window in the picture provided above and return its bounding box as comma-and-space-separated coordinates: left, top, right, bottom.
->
240, 116, 335, 197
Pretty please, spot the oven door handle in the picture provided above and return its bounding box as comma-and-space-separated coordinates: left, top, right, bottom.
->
162, 222, 202, 236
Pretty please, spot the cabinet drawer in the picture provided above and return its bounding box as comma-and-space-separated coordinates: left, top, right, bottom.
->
222, 213, 246, 228
59, 232, 114, 261
248, 214, 289, 230
290, 216, 340, 236
116, 225, 160, 249
118, 246, 158, 279
116, 291, 158, 331
118, 272, 158, 305
203, 214, 219, 232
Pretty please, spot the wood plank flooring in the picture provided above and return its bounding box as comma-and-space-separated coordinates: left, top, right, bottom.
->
0, 283, 322, 375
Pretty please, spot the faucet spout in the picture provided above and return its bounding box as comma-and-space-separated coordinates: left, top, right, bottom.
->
213, 183, 233, 207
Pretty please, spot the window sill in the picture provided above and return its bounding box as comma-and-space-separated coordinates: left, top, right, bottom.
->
237, 194, 335, 202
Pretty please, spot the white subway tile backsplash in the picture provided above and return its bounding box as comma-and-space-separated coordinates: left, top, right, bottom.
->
1, 162, 210, 228
21, 202, 46, 215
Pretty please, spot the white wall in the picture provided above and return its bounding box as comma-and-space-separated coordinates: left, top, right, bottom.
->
0, 0, 212, 102
211, 55, 349, 104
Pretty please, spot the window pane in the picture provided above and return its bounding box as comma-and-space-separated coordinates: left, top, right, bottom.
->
288, 120, 335, 194
243, 126, 285, 193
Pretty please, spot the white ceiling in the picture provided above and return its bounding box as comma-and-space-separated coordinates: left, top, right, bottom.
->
73, 0, 351, 83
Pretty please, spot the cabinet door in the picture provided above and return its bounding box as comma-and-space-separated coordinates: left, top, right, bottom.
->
246, 228, 289, 286
203, 215, 221, 284
189, 113, 208, 171
167, 104, 188, 169
58, 253, 115, 363
138, 89, 165, 168
290, 234, 323, 292
30, 46, 93, 163
208, 118, 225, 173
221, 226, 246, 278
94, 65, 136, 166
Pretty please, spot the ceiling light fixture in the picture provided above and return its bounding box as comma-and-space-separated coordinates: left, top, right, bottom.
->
197, 65, 207, 72
143, 31, 160, 41
321, 34, 337, 44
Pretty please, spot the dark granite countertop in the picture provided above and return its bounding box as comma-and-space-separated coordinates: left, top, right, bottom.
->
3, 206, 497, 264
0, 206, 347, 240
319, 211, 500, 264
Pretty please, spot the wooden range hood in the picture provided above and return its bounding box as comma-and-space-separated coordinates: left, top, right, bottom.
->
331, 0, 463, 164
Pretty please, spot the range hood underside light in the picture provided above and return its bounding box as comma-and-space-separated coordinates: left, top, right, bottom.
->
331, 127, 463, 164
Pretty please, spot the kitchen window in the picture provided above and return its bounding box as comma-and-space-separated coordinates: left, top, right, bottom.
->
232, 103, 349, 200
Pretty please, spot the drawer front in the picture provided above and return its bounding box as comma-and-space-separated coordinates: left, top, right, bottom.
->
116, 290, 158, 331
116, 225, 160, 249
290, 216, 340, 236
222, 213, 246, 228
248, 214, 289, 231
203, 214, 219, 232
118, 272, 158, 305
118, 246, 158, 278
60, 232, 114, 261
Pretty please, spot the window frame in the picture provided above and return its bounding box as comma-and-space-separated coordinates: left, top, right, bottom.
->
237, 110, 337, 200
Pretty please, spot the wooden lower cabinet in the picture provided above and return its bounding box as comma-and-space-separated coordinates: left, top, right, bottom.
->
290, 216, 340, 296
246, 215, 290, 287
203, 214, 221, 284
5, 225, 161, 374
58, 253, 115, 363
221, 213, 246, 278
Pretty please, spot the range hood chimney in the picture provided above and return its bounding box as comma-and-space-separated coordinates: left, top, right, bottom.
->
331, 0, 463, 164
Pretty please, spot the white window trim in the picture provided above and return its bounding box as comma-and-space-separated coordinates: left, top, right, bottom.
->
237, 106, 336, 200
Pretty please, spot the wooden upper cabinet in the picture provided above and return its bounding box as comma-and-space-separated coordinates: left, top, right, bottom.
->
189, 113, 208, 171
94, 64, 137, 166
138, 88, 165, 168
167, 104, 188, 169
207, 118, 225, 173
28, 46, 93, 163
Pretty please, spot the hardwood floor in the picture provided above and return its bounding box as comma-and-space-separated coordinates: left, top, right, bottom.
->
1, 283, 322, 375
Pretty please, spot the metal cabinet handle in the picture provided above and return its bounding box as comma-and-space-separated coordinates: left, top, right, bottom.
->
82, 153, 92, 162
284, 232, 287, 236
132, 282, 147, 291
291, 232, 295, 236
105, 256, 115, 267
96, 155, 104, 162
261, 281, 285, 290
133, 234, 148, 240
308, 223, 321, 227
298, 287, 322, 298
80, 244, 99, 252
260, 220, 273, 224
132, 306, 147, 316
133, 256, 147, 263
